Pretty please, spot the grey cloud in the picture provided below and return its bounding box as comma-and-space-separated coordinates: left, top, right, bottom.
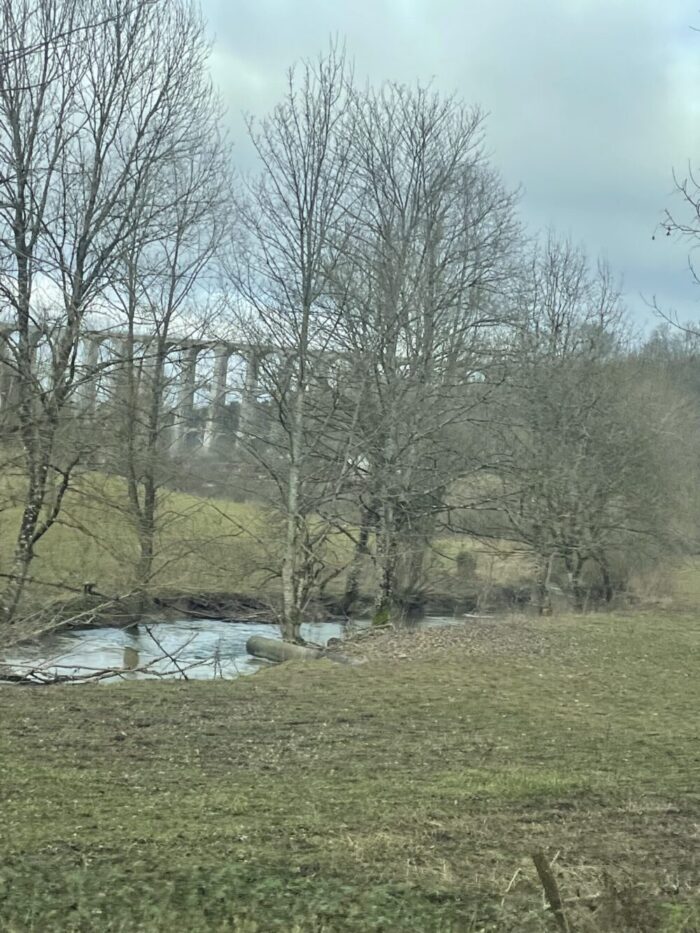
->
202, 0, 700, 328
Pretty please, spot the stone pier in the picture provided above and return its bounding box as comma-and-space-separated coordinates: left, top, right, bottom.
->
237, 349, 259, 441
174, 345, 201, 451
202, 346, 231, 450
78, 335, 103, 412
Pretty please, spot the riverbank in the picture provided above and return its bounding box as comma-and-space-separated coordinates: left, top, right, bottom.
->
0, 590, 279, 650
2, 587, 488, 650
1, 612, 698, 931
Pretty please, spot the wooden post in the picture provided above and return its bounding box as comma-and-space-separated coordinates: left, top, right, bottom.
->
531, 851, 570, 933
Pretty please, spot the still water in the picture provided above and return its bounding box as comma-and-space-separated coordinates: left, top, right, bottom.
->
2, 619, 346, 683
1, 616, 458, 683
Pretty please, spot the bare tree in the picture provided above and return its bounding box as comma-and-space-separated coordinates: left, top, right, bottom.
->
0, 0, 219, 620
487, 233, 667, 610
0, 1, 154, 71
658, 164, 700, 311
332, 84, 520, 622
106, 100, 229, 605
227, 46, 357, 642
636, 325, 700, 558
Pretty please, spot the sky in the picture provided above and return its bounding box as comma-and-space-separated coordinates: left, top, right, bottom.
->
201, 0, 700, 332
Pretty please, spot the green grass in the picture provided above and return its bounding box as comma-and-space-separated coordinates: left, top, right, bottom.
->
0, 470, 534, 613
3, 468, 694, 616
0, 472, 271, 594
0, 612, 698, 930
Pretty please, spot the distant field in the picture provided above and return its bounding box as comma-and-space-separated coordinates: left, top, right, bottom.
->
0, 612, 698, 931
0, 472, 280, 601
0, 470, 695, 613
0, 471, 535, 607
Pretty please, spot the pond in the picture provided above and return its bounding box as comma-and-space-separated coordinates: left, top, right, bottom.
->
0, 615, 461, 683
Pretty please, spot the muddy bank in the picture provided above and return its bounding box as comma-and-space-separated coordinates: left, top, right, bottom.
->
52, 591, 276, 629
47, 589, 486, 632
318, 584, 534, 620
5, 582, 538, 651
3, 591, 278, 649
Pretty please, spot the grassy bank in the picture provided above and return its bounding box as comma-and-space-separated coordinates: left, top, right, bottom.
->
2, 471, 696, 620
0, 472, 273, 599
0, 471, 534, 629
1, 612, 698, 931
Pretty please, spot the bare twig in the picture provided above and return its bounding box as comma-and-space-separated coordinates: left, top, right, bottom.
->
0, 655, 208, 686
501, 866, 522, 908
143, 624, 190, 680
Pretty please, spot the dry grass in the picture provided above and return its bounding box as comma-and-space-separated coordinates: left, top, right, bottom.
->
0, 612, 698, 930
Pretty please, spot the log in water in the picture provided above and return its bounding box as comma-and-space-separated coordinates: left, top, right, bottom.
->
246, 635, 322, 663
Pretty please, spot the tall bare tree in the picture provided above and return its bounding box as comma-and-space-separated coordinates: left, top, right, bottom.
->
108, 113, 229, 603
227, 47, 357, 643
0, 0, 219, 620
487, 233, 666, 610
333, 85, 520, 622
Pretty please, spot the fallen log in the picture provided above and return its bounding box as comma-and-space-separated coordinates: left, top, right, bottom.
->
246, 635, 322, 663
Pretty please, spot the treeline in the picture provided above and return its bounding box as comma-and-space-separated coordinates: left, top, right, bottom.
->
0, 4, 697, 637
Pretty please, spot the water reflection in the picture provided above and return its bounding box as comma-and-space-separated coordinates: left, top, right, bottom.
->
122, 644, 140, 671
1, 615, 460, 683
1, 618, 351, 683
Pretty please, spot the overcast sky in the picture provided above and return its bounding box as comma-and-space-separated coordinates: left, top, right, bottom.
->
201, 0, 700, 331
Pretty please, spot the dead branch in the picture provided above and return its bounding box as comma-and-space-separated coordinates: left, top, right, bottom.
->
0, 654, 205, 686
143, 624, 190, 680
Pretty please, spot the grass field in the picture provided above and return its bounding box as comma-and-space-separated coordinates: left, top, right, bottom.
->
0, 470, 539, 616
1, 612, 698, 931
0, 472, 274, 599
3, 470, 697, 619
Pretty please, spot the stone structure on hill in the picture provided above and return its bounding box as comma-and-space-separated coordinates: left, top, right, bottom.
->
0, 325, 265, 453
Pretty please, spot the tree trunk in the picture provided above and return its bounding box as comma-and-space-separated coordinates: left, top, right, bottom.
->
565, 553, 586, 611
136, 518, 155, 614
3, 451, 50, 621
534, 551, 556, 615
595, 554, 615, 604
2, 238, 41, 621
134, 357, 163, 608
373, 503, 400, 625
281, 377, 307, 643
4, 508, 40, 621
280, 462, 304, 642
341, 510, 371, 614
